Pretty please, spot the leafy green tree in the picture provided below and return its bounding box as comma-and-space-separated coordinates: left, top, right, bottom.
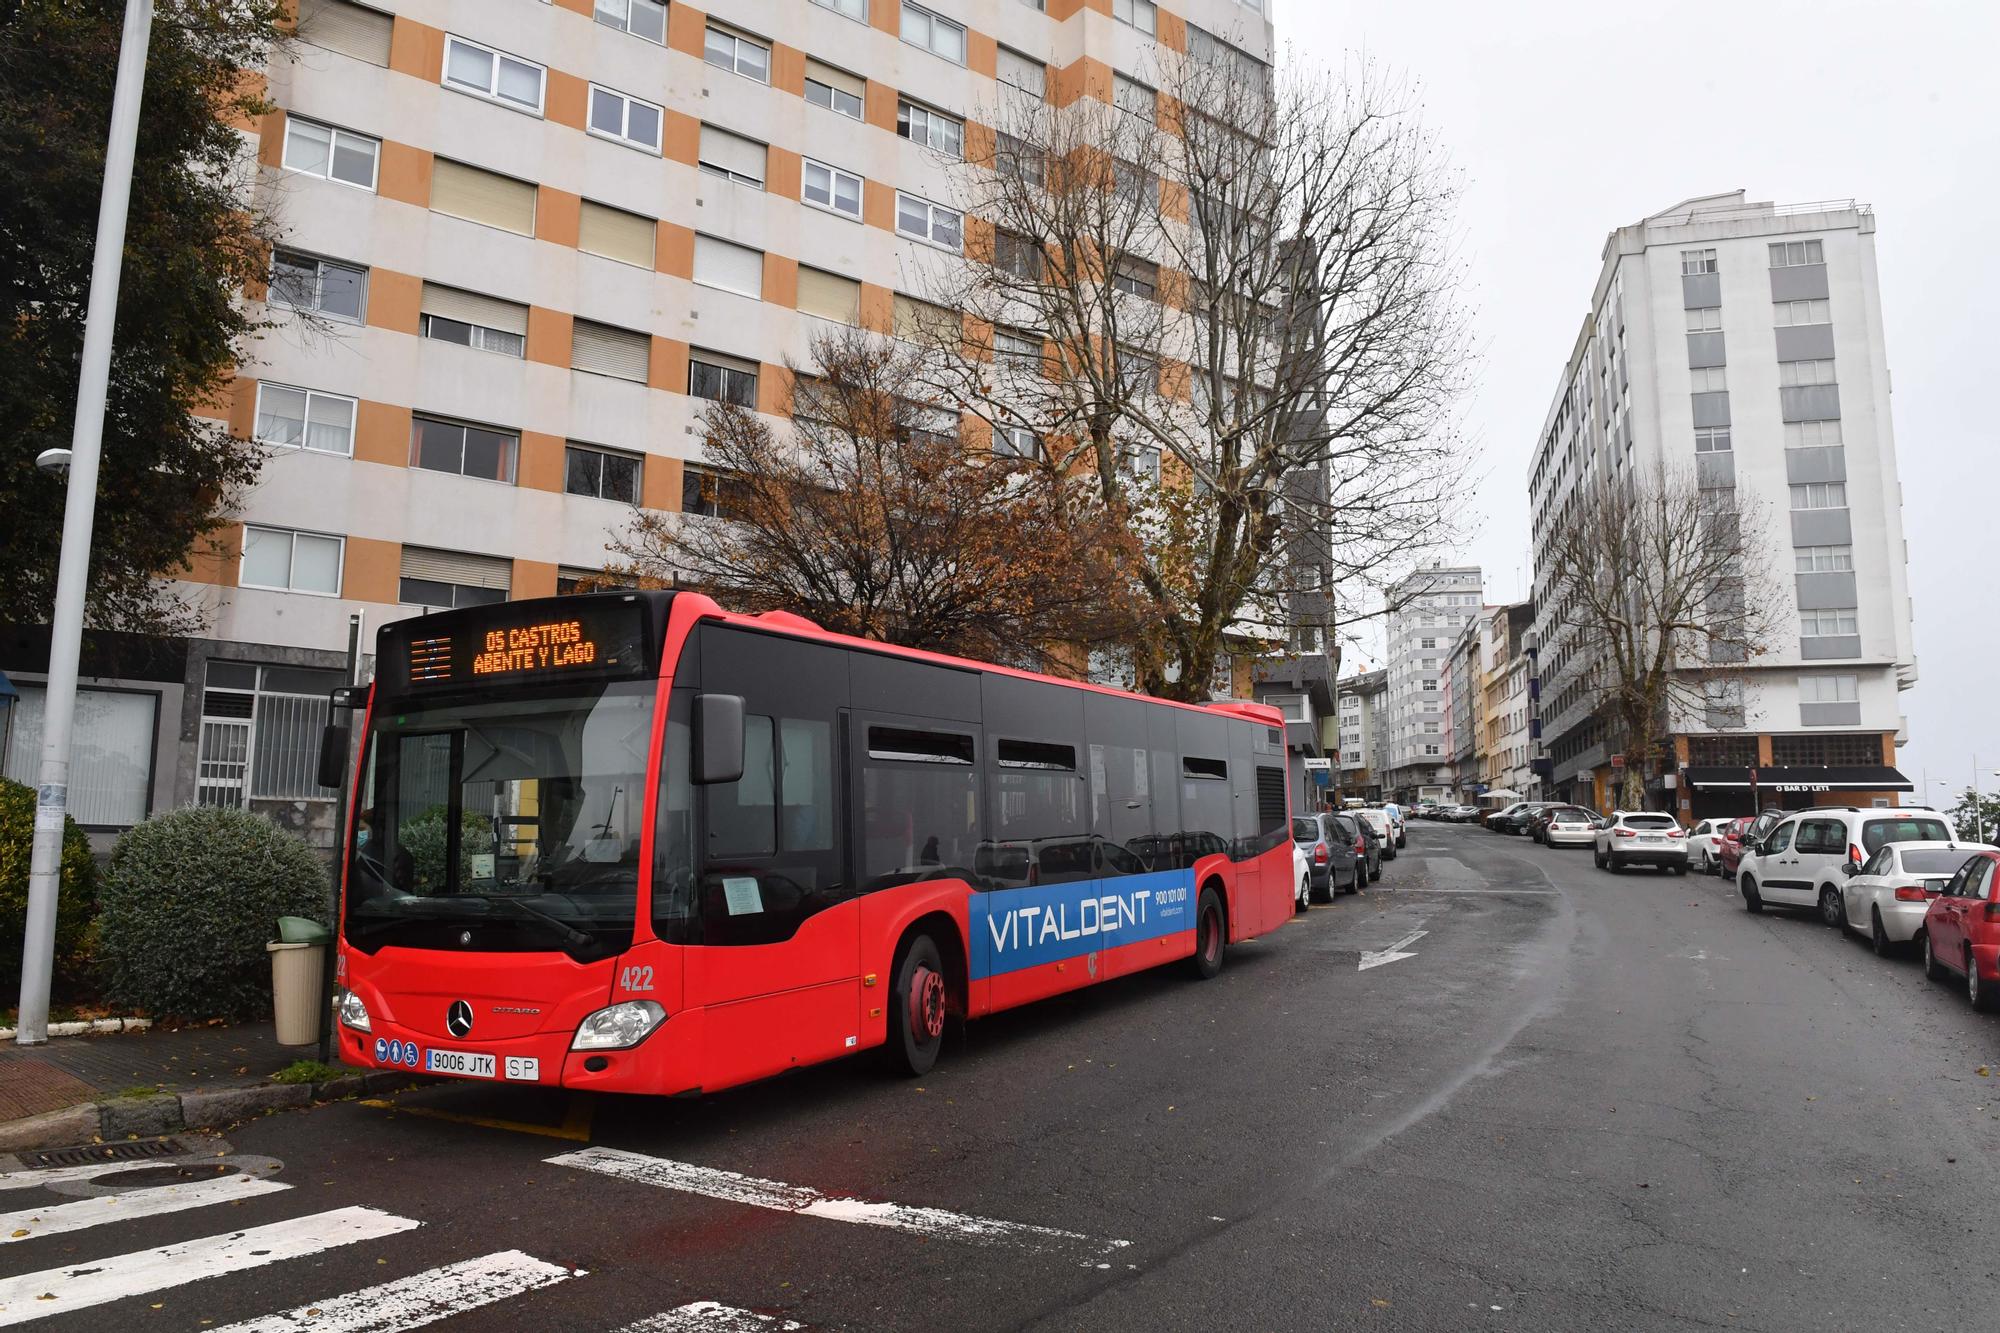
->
1941, 788, 2000, 844
0, 0, 289, 635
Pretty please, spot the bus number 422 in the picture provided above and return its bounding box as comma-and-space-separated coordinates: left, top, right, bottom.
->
618, 964, 654, 993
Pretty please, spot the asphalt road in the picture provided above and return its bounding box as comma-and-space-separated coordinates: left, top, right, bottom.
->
6, 823, 1999, 1331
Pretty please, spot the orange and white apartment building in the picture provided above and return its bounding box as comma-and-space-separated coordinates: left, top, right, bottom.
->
0, 0, 1276, 848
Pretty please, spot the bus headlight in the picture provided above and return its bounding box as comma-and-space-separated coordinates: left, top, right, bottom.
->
334, 988, 372, 1033
571, 1000, 665, 1051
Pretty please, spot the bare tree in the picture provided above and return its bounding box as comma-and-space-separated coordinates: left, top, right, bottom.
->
610, 329, 1135, 672
1537, 467, 1785, 809
904, 43, 1474, 699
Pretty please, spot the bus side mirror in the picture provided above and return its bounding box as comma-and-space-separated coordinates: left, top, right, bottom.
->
316, 722, 351, 790
694, 692, 746, 785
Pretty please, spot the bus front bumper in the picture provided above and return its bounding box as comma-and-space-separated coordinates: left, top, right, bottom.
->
333, 1009, 704, 1096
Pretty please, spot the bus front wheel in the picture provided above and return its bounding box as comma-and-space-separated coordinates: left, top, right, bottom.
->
887, 932, 949, 1077
1189, 888, 1226, 981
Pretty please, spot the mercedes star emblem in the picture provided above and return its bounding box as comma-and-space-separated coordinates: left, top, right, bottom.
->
446, 1000, 475, 1038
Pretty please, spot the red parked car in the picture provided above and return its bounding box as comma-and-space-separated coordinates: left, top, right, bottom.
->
1713, 816, 1757, 879
1922, 850, 2000, 1011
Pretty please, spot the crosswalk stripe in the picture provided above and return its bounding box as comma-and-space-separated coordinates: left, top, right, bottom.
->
0, 1205, 419, 1326
0, 1159, 216, 1193
616, 1301, 805, 1331
548, 1147, 1130, 1258
0, 1173, 291, 1243
209, 1249, 579, 1332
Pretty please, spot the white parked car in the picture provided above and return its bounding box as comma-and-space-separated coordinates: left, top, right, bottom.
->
1593, 811, 1688, 874
1543, 807, 1600, 848
1292, 841, 1313, 914
1686, 818, 1729, 873
1839, 840, 1997, 955
1353, 808, 1397, 860
1738, 806, 1956, 921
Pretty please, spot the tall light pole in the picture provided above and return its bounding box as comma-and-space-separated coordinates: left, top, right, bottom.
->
16, 0, 156, 1047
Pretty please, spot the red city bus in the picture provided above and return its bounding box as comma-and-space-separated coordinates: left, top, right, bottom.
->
327, 590, 1294, 1094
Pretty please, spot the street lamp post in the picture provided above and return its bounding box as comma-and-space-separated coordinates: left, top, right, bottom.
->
15, 0, 156, 1047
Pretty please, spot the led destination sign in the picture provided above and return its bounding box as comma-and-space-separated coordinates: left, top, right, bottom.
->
391, 600, 652, 690
473, 620, 599, 676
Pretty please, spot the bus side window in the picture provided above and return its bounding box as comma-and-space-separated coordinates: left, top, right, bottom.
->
653, 690, 697, 944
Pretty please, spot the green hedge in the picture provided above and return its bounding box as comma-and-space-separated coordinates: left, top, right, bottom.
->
0, 778, 97, 996
100, 806, 327, 1022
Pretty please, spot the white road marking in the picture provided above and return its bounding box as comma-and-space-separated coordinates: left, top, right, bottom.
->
1392, 887, 1561, 896
0, 1206, 419, 1326
0, 1173, 290, 1243
1359, 929, 1428, 971
549, 1147, 1129, 1257
0, 1158, 219, 1193
210, 1249, 578, 1332
616, 1302, 806, 1332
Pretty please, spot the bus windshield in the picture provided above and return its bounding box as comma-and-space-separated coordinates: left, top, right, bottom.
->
344, 680, 655, 962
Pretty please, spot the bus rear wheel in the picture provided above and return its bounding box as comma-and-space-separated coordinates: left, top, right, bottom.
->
1189, 889, 1226, 981
886, 932, 948, 1077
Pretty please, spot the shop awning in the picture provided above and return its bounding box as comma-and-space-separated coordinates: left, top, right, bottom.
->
1684, 765, 1912, 793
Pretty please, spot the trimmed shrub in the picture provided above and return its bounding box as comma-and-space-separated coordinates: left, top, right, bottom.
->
100, 806, 328, 1022
0, 777, 97, 996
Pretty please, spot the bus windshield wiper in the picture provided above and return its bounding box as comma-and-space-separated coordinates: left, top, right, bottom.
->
475, 895, 594, 950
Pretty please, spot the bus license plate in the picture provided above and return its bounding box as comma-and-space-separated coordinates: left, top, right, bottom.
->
426, 1048, 495, 1079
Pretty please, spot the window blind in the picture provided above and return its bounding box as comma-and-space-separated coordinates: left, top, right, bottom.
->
571, 320, 651, 381
796, 267, 861, 324
579, 200, 655, 266
805, 59, 865, 99
420, 283, 529, 335
399, 546, 511, 589
698, 125, 766, 183
297, 0, 392, 66
430, 159, 536, 236
693, 235, 764, 298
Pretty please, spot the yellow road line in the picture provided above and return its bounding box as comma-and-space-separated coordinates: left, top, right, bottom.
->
358, 1093, 595, 1142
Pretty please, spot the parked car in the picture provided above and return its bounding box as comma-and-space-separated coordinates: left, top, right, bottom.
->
1542, 807, 1599, 848
1383, 803, 1407, 848
1593, 810, 1689, 873
1292, 840, 1314, 913
1452, 804, 1482, 822
1293, 813, 1361, 902
1738, 807, 1956, 920
1841, 840, 1996, 956
1353, 807, 1397, 860
1483, 801, 1528, 832
1492, 802, 1554, 836
1922, 850, 2000, 1010
1528, 805, 1595, 843
1714, 815, 1763, 879
1686, 818, 1730, 873
1336, 812, 1383, 884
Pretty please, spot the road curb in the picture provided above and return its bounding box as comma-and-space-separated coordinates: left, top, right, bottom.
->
0, 1069, 421, 1153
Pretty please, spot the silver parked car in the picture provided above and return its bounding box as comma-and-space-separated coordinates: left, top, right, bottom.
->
1543, 807, 1600, 848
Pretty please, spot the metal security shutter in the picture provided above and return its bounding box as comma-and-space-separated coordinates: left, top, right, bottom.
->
431, 159, 537, 236
571, 321, 650, 381
805, 59, 865, 100
579, 201, 655, 267
399, 546, 511, 590
698, 125, 766, 184
796, 267, 860, 324
420, 283, 528, 336
692, 235, 764, 298
298, 0, 392, 66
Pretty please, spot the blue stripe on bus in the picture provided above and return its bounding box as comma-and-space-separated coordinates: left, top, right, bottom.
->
969, 868, 1197, 981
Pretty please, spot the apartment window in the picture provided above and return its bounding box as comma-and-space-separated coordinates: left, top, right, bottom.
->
1799, 673, 1859, 703
564, 443, 641, 503
1114, 75, 1155, 121
796, 266, 861, 325
269, 251, 365, 322
1421, 678, 1438, 691
896, 193, 962, 250
1800, 607, 1858, 637
1684, 306, 1722, 333
571, 320, 651, 382
1419, 658, 1438, 670
419, 284, 527, 357
893, 294, 958, 344
993, 231, 1042, 281
811, 0, 867, 19
1774, 298, 1831, 326
802, 158, 862, 218
296, 0, 393, 66
281, 117, 378, 190
589, 85, 663, 152
898, 100, 964, 156
690, 350, 759, 407
1423, 745, 1441, 757
902, 3, 966, 63
4, 683, 158, 824
399, 547, 509, 609
595, 0, 666, 43
443, 35, 545, 113
1795, 544, 1854, 572
1681, 249, 1717, 275
1114, 159, 1155, 207
806, 61, 865, 119
1785, 419, 1843, 448
705, 24, 771, 82
993, 325, 1041, 365
994, 132, 1043, 185
995, 426, 1042, 460
698, 125, 768, 188
1779, 359, 1836, 387
242, 526, 343, 595
997, 46, 1045, 95
682, 463, 748, 520
579, 200, 655, 267
1111, 255, 1157, 299
254, 384, 355, 455
1116, 348, 1157, 398
1690, 365, 1727, 392
1114, 0, 1157, 34
693, 234, 765, 298
430, 159, 537, 235
1694, 426, 1732, 453
1422, 721, 1440, 734
1124, 444, 1161, 484
410, 414, 519, 482
1770, 239, 1824, 267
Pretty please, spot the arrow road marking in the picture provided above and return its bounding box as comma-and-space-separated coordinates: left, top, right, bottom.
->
1359, 930, 1427, 971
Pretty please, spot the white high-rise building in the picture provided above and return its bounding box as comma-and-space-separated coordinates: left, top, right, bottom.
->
1529, 192, 1917, 819
1379, 565, 1483, 804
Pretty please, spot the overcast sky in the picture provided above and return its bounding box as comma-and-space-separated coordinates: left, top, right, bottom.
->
1295, 0, 2000, 802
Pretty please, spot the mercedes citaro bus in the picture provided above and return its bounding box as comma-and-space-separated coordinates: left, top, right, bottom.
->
323, 591, 1295, 1094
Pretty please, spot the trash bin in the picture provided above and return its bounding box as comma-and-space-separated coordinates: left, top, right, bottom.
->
269, 917, 331, 1046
